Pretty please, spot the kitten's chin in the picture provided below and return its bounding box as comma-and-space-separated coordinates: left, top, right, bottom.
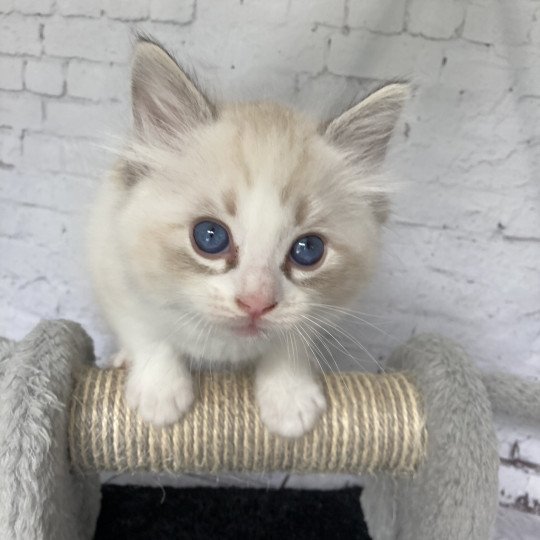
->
209, 314, 274, 340
233, 322, 263, 338
226, 317, 273, 339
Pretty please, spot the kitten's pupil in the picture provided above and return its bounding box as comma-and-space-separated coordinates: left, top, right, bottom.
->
193, 220, 230, 255
290, 235, 324, 267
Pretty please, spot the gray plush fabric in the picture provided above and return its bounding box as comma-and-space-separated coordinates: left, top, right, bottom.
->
0, 320, 101, 540
482, 372, 540, 422
361, 334, 500, 540
0, 336, 14, 375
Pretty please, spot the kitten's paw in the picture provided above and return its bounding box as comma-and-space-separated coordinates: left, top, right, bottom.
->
125, 371, 194, 426
256, 378, 327, 438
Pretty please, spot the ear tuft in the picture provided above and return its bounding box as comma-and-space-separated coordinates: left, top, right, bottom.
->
131, 38, 215, 140
325, 83, 409, 169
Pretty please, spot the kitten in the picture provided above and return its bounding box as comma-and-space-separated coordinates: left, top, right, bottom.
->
87, 37, 407, 438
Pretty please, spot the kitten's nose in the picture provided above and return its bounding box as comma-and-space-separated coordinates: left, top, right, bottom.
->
235, 295, 277, 319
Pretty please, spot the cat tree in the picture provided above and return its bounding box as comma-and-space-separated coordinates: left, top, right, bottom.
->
0, 320, 503, 539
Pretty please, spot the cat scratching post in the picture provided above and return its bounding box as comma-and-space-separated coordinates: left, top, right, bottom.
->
69, 368, 426, 474
0, 320, 499, 540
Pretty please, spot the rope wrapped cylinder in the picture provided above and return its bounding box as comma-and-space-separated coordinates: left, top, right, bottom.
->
69, 367, 426, 474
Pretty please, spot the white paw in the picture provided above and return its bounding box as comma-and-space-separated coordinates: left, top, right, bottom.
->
256, 378, 327, 438
125, 370, 194, 426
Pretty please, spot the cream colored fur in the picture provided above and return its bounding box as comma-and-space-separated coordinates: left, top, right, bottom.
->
87, 38, 407, 437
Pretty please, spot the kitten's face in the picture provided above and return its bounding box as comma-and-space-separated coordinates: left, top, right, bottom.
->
115, 40, 407, 343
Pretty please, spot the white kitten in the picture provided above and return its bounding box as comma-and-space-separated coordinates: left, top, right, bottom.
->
87, 37, 407, 437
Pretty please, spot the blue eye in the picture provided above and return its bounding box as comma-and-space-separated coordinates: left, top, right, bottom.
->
193, 220, 230, 255
290, 235, 325, 266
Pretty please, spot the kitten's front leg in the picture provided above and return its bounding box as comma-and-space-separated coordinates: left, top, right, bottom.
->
256, 338, 327, 438
125, 341, 194, 426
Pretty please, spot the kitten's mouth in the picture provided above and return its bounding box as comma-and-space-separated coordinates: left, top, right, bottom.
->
233, 320, 264, 337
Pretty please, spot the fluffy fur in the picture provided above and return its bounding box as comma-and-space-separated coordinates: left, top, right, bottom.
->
87, 38, 408, 437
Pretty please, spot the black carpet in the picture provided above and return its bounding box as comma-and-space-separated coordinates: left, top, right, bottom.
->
95, 485, 371, 540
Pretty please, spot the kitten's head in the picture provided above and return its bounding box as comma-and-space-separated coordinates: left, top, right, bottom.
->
115, 38, 407, 341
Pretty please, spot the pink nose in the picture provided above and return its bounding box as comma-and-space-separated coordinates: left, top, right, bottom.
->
236, 294, 277, 319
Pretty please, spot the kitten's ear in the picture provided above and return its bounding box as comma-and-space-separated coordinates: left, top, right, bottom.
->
131, 38, 215, 140
324, 83, 409, 169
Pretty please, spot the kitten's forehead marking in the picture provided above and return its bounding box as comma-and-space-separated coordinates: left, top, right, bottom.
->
279, 183, 293, 204
227, 103, 315, 195
294, 198, 309, 227
223, 189, 237, 217
279, 146, 310, 205
197, 197, 221, 218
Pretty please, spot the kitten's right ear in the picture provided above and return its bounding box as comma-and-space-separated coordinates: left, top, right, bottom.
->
131, 38, 215, 140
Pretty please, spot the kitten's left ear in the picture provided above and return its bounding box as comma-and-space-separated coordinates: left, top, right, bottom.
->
131, 37, 215, 140
324, 83, 409, 170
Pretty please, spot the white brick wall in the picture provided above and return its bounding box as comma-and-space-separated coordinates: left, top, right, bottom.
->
0, 56, 23, 89
0, 14, 42, 55
0, 126, 20, 165
43, 18, 131, 62
0, 0, 539, 520
0, 91, 42, 127
56, 0, 101, 18
66, 60, 129, 100
25, 58, 65, 95
407, 0, 466, 39
348, 0, 407, 33
150, 0, 195, 23
463, 0, 536, 46
22, 132, 63, 171
16, 0, 54, 16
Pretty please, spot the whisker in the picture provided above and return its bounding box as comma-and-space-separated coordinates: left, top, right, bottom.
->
305, 313, 386, 374
301, 314, 356, 361
288, 329, 298, 377
299, 302, 390, 319
203, 324, 215, 379
294, 325, 313, 378
283, 328, 293, 374
291, 324, 330, 389
132, 310, 200, 375
298, 319, 353, 396
310, 304, 394, 339
296, 321, 334, 373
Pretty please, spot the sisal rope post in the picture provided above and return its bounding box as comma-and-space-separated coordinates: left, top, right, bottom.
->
69, 367, 426, 474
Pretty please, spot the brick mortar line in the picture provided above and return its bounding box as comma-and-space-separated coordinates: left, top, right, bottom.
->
0, 9, 197, 24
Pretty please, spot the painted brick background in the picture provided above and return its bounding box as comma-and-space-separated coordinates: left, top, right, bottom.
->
1, 0, 539, 524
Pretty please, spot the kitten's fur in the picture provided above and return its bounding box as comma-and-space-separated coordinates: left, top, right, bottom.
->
87, 38, 408, 437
